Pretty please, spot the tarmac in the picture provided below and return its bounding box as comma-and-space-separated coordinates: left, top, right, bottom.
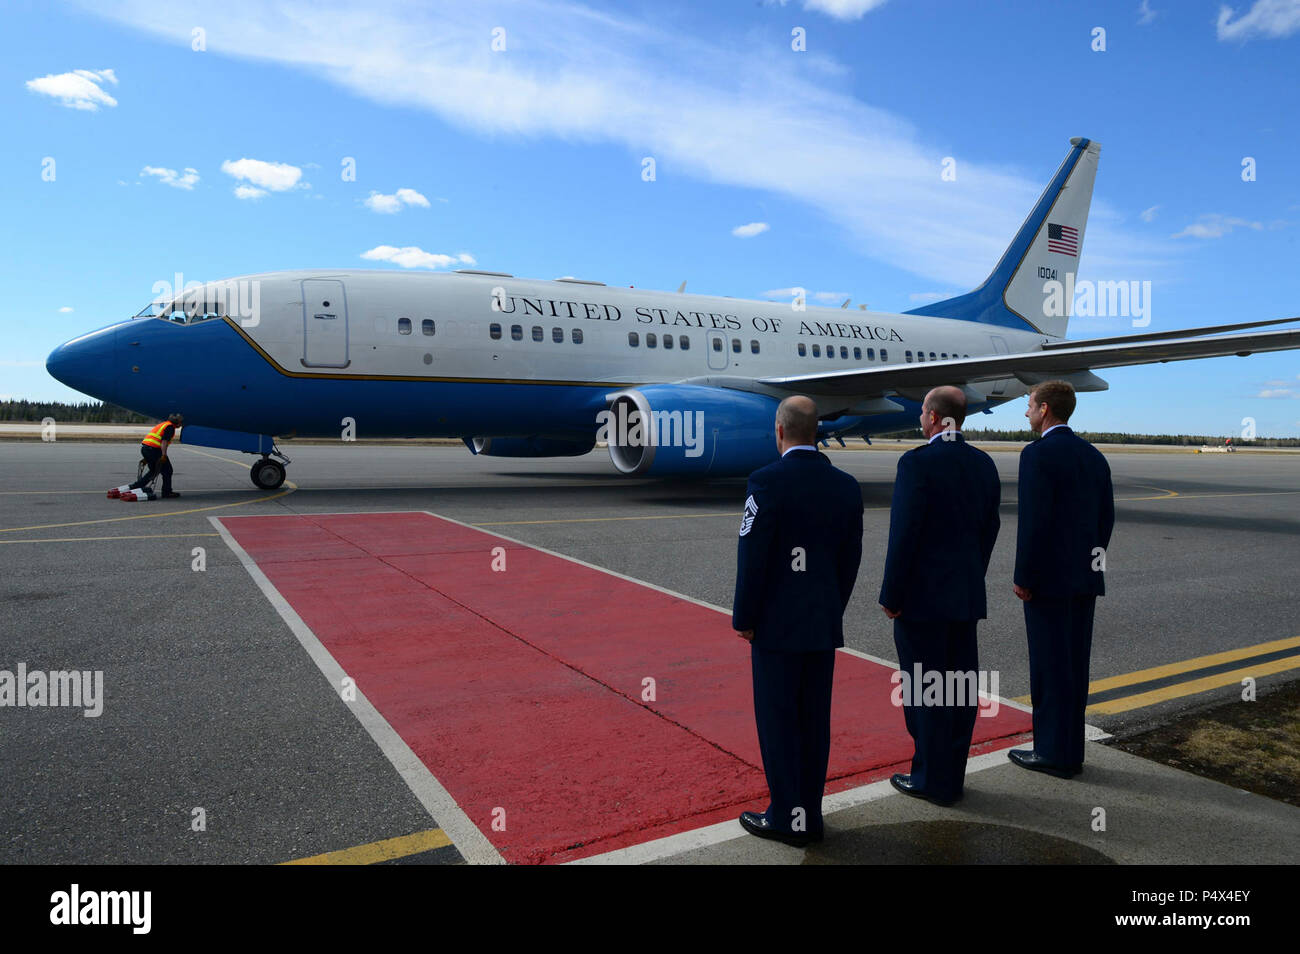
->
0, 437, 1296, 864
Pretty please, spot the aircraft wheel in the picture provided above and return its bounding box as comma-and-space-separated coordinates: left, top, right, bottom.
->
250, 458, 286, 490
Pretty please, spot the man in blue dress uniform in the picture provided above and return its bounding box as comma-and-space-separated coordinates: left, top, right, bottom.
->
732, 395, 863, 847
1010, 380, 1114, 778
879, 386, 1001, 806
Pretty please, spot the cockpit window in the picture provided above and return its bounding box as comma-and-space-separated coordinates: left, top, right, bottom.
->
134, 301, 168, 319
134, 298, 225, 324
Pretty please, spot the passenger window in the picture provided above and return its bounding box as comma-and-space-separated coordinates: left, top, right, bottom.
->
398, 317, 412, 335
853, 347, 862, 360
840, 346, 848, 359
867, 347, 875, 360
798, 343, 807, 357
680, 336, 690, 350
813, 344, 821, 357
917, 352, 925, 362
572, 328, 583, 344
731, 338, 741, 353
490, 323, 502, 340
663, 334, 673, 350
511, 324, 522, 341
905, 350, 913, 362
751, 340, 760, 354
712, 337, 723, 352
422, 319, 435, 336
628, 332, 639, 347
880, 348, 888, 362
647, 333, 657, 348
532, 326, 543, 341
930, 352, 937, 361
552, 327, 563, 343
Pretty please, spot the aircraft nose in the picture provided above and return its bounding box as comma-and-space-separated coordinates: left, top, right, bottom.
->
46, 323, 120, 396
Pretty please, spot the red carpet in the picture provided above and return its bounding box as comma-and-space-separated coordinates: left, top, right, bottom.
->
221, 511, 1032, 863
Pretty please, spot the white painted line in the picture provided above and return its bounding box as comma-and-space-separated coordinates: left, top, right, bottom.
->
421, 510, 742, 618
573, 746, 1020, 865
209, 515, 504, 866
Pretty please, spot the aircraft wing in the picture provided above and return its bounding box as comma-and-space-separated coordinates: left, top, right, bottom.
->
755, 322, 1300, 399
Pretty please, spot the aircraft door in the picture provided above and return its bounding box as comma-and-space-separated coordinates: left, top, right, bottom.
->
988, 334, 1010, 395
302, 279, 350, 368
707, 332, 728, 370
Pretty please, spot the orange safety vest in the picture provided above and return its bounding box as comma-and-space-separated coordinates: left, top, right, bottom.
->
141, 420, 175, 449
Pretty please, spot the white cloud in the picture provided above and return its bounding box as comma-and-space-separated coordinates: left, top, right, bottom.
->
233, 184, 268, 200
81, 1, 1171, 289
908, 292, 947, 303
24, 68, 118, 111
141, 165, 200, 190
804, 0, 890, 20
220, 157, 302, 193
364, 187, 431, 213
1137, 0, 1158, 24
1140, 205, 1160, 223
1256, 387, 1300, 398
1172, 214, 1265, 238
1217, 0, 1300, 41
732, 222, 770, 238
812, 291, 849, 302
58, 306, 74, 313
361, 246, 476, 269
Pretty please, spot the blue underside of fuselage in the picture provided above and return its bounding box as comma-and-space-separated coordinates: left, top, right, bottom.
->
50, 317, 1005, 444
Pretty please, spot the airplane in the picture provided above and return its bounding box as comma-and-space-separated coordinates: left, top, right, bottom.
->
46, 137, 1300, 489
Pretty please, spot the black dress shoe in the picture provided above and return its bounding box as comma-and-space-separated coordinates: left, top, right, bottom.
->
1008, 748, 1074, 779
738, 811, 812, 847
889, 773, 956, 807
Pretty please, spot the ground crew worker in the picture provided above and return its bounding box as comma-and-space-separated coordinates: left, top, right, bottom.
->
116, 414, 184, 499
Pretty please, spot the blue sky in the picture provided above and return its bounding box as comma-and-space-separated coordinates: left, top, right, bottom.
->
3, 0, 1298, 436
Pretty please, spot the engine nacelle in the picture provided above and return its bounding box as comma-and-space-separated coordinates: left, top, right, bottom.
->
466, 436, 595, 457
603, 385, 780, 477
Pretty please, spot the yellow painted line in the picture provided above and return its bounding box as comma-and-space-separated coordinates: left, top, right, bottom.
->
0, 532, 221, 545
1009, 635, 1300, 705
1135, 490, 1300, 501
280, 828, 452, 865
0, 448, 295, 534
1087, 635, 1300, 693
0, 488, 236, 495
1119, 484, 1179, 500
0, 485, 295, 533
1087, 656, 1300, 715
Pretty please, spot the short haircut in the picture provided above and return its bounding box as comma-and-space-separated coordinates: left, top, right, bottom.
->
776, 395, 819, 445
924, 386, 967, 427
1031, 380, 1076, 422
168, 413, 184, 425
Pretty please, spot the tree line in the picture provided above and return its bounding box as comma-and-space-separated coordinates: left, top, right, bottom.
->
0, 400, 149, 424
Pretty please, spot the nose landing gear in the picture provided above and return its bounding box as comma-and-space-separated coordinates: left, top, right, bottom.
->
250, 450, 290, 490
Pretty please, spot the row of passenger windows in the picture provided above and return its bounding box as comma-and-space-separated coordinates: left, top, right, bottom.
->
905, 350, 971, 362
401, 319, 970, 365
397, 318, 435, 336
799, 343, 888, 362
487, 323, 586, 344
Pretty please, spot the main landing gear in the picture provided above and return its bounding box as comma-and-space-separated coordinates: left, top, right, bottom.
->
250, 450, 291, 490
